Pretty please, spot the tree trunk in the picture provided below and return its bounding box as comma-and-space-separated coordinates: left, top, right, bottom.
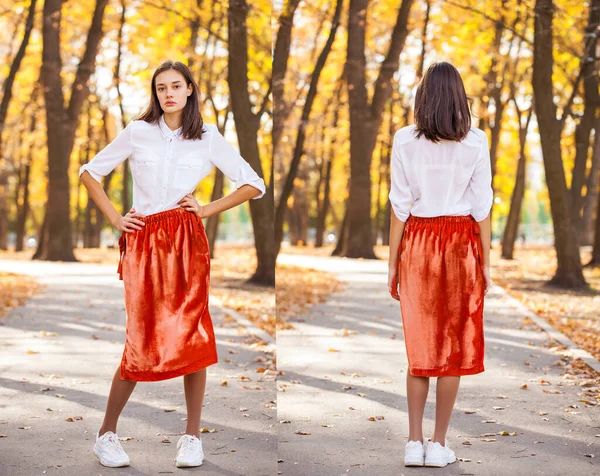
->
589, 178, 600, 266
272, 0, 301, 154
228, 0, 274, 285
582, 122, 600, 246
532, 0, 586, 287
0, 0, 37, 250
501, 110, 531, 259
332, 206, 348, 256
34, 0, 109, 261
274, 0, 343, 256
344, 0, 415, 258
115, 0, 131, 215
569, 0, 600, 239
205, 169, 224, 258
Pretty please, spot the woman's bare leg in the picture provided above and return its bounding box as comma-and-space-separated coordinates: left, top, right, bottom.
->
406, 371, 430, 443
98, 367, 137, 436
183, 368, 207, 438
430, 376, 460, 445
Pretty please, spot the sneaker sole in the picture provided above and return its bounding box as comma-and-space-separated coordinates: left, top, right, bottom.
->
175, 459, 204, 468
404, 460, 424, 467
94, 447, 130, 467
425, 457, 456, 467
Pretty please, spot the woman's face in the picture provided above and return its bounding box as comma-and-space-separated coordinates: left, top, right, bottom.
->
154, 69, 193, 114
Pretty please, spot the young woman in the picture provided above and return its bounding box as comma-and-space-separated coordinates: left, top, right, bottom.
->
79, 60, 265, 468
387, 62, 493, 468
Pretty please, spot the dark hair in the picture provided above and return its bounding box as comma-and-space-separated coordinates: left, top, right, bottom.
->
413, 62, 472, 143
135, 60, 205, 140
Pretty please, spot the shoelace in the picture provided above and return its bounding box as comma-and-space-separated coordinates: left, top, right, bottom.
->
180, 436, 199, 455
103, 434, 125, 454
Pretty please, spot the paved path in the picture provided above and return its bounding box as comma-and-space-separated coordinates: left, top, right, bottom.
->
0, 260, 276, 476
276, 254, 599, 476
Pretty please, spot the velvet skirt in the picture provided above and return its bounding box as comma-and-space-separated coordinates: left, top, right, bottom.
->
397, 215, 485, 377
116, 207, 218, 382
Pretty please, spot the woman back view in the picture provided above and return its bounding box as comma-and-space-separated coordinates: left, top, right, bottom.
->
387, 61, 493, 468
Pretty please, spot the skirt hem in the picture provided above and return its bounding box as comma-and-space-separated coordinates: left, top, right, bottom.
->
409, 365, 485, 377
119, 353, 218, 382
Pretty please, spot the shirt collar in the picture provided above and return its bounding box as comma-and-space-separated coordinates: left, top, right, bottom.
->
159, 114, 183, 140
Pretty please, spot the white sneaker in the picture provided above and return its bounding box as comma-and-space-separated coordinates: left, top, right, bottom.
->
93, 431, 131, 467
404, 439, 426, 466
175, 434, 204, 467
424, 439, 457, 467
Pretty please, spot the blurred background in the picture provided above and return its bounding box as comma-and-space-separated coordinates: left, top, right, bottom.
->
0, 0, 273, 284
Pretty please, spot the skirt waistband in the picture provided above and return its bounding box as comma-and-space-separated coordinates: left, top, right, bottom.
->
407, 215, 475, 224
141, 206, 193, 224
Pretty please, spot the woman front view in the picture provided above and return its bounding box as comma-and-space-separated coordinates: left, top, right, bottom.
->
387, 62, 493, 468
79, 60, 265, 468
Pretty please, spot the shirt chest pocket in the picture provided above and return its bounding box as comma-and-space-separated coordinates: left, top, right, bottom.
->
134, 156, 158, 188
174, 154, 204, 190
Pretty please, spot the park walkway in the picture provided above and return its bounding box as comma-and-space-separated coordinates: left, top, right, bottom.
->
276, 254, 599, 476
0, 259, 276, 476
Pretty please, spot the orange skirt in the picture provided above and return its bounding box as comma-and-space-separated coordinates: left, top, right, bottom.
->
397, 215, 485, 377
116, 207, 218, 381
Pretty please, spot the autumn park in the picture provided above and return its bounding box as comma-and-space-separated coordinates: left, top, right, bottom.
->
0, 0, 598, 474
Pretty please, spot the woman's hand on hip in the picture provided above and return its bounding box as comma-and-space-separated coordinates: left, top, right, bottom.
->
178, 193, 206, 218
388, 266, 400, 301
113, 208, 146, 232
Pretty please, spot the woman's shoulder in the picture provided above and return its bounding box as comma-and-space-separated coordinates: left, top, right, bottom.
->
393, 124, 418, 144
463, 127, 488, 148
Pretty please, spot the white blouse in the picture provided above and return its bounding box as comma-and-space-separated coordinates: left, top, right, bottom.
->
389, 124, 493, 223
78, 114, 266, 216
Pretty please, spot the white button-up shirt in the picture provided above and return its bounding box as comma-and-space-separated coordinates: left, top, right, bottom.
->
389, 125, 493, 222
78, 114, 266, 216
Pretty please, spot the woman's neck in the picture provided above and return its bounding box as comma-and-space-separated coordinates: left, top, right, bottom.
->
163, 111, 182, 131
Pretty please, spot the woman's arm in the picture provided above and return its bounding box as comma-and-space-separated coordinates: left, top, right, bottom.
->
388, 212, 406, 301
80, 171, 145, 232
178, 184, 262, 218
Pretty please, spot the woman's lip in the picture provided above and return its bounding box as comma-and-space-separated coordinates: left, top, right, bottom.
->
166, 102, 176, 105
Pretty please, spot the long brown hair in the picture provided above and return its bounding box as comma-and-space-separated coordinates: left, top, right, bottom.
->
413, 62, 472, 143
135, 60, 205, 140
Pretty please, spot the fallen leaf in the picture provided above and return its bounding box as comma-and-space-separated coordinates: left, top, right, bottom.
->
164, 408, 176, 412
239, 376, 252, 381
481, 438, 496, 442
493, 406, 505, 410
520, 384, 528, 390
367, 416, 385, 421
200, 427, 217, 433
295, 430, 311, 435
242, 385, 262, 390
542, 389, 562, 394
464, 410, 477, 414
26, 349, 39, 355
219, 380, 228, 386
328, 348, 341, 352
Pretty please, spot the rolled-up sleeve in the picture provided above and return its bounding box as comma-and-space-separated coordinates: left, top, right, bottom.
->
208, 124, 266, 199
388, 132, 412, 222
79, 121, 133, 183
467, 132, 494, 222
